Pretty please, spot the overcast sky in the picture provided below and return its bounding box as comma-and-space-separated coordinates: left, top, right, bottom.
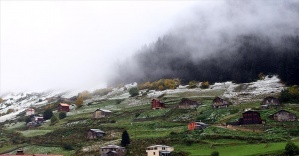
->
0, 1, 199, 94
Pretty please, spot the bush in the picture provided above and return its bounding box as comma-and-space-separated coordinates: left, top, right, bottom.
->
285, 142, 299, 156
75, 96, 83, 108
211, 151, 219, 156
0, 97, 3, 103
63, 143, 74, 150
59, 112, 67, 119
201, 81, 210, 89
43, 109, 53, 120
129, 87, 139, 97
50, 115, 58, 125
280, 85, 299, 103
188, 80, 199, 89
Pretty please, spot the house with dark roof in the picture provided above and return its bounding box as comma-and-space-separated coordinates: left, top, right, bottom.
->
93, 109, 112, 119
239, 111, 262, 125
177, 98, 199, 109
261, 96, 281, 108
99, 145, 126, 156
87, 129, 105, 139
212, 97, 229, 108
269, 110, 297, 122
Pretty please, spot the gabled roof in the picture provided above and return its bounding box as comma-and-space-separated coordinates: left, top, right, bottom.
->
272, 110, 296, 115
147, 145, 172, 148
89, 129, 105, 133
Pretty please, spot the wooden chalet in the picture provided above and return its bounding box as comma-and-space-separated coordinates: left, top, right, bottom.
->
177, 98, 199, 109
188, 122, 208, 130
87, 129, 105, 139
93, 109, 112, 119
269, 110, 297, 122
261, 96, 281, 108
100, 145, 126, 156
239, 111, 262, 124
151, 99, 165, 109
212, 97, 229, 108
58, 103, 70, 112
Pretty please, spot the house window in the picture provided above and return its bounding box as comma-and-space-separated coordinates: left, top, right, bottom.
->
162, 147, 165, 150
153, 152, 155, 155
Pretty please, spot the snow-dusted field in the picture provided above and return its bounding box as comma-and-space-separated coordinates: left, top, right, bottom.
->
0, 76, 285, 123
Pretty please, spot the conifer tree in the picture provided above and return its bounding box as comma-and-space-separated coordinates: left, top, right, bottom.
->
121, 130, 130, 147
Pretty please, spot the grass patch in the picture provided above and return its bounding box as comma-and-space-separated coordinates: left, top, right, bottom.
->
19, 130, 53, 137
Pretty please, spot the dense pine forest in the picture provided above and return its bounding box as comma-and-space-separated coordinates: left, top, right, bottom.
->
110, 34, 299, 86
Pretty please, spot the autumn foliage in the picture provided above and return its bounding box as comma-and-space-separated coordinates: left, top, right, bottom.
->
138, 79, 181, 91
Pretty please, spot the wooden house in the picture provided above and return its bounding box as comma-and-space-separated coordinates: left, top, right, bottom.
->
93, 109, 112, 119
146, 145, 174, 156
177, 98, 199, 109
87, 129, 105, 139
269, 110, 297, 122
188, 122, 208, 130
239, 111, 262, 124
261, 96, 281, 108
212, 97, 229, 108
58, 103, 70, 112
151, 99, 165, 109
25, 108, 35, 116
100, 145, 126, 156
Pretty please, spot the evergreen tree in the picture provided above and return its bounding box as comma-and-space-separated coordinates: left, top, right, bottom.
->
121, 130, 130, 147
59, 112, 67, 119
43, 109, 53, 120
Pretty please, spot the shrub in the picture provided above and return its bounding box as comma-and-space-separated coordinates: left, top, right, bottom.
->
78, 91, 92, 100
188, 80, 199, 89
75, 96, 83, 108
129, 87, 139, 97
0, 97, 3, 103
201, 81, 210, 89
280, 85, 299, 103
50, 115, 58, 125
211, 151, 219, 156
285, 142, 299, 156
63, 143, 74, 150
59, 112, 67, 119
43, 109, 53, 120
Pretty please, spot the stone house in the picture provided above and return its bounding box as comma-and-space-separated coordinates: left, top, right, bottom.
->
93, 109, 112, 119
177, 98, 199, 109
212, 97, 229, 108
269, 110, 297, 122
87, 129, 105, 139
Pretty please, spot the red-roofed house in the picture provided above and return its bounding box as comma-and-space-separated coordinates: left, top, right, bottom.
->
58, 103, 70, 112
151, 99, 165, 109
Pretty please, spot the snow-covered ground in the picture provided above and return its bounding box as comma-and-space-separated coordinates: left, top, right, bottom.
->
0, 76, 285, 123
223, 75, 285, 104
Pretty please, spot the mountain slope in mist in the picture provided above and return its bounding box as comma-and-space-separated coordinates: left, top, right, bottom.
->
110, 1, 299, 86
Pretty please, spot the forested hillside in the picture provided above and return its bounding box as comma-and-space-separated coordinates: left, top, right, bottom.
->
109, 1, 299, 87
110, 34, 299, 86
